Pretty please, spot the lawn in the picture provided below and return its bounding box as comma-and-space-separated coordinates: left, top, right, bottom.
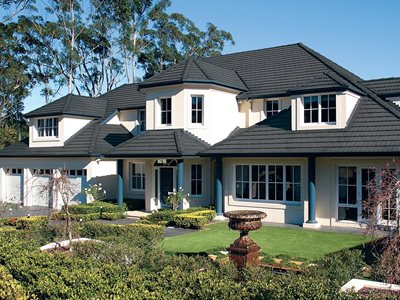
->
162, 222, 373, 260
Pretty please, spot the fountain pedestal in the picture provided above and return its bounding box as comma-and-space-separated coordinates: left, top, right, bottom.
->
224, 210, 267, 268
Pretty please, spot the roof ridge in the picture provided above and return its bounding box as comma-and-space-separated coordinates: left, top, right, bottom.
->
182, 130, 211, 147
174, 130, 184, 154
298, 43, 400, 120
192, 58, 210, 80
88, 123, 101, 154
182, 56, 195, 80
363, 77, 400, 82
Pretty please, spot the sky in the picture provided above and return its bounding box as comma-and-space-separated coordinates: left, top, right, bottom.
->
24, 0, 400, 113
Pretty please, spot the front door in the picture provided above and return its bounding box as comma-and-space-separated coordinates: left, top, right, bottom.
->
159, 167, 174, 206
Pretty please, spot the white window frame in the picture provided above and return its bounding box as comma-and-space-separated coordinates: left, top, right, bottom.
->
264, 99, 281, 118
159, 97, 172, 126
234, 164, 301, 204
302, 94, 337, 125
190, 164, 203, 196
138, 109, 146, 132
191, 95, 204, 125
36, 117, 59, 138
130, 163, 145, 191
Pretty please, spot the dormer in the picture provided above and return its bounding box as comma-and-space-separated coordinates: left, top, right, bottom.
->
103, 108, 146, 135
290, 90, 361, 130
25, 94, 107, 147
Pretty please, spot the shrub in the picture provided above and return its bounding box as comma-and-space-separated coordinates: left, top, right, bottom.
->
100, 212, 126, 220
0, 265, 27, 300
78, 222, 164, 247
15, 216, 48, 230
143, 208, 216, 227
191, 209, 216, 222
58, 213, 101, 221
174, 214, 208, 229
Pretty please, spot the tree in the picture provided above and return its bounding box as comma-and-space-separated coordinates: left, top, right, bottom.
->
365, 160, 400, 284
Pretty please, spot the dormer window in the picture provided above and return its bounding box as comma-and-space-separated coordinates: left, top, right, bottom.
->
304, 94, 336, 124
37, 117, 59, 138
265, 99, 280, 118
160, 98, 171, 125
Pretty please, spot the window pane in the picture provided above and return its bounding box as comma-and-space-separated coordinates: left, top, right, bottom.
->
294, 166, 301, 182
286, 184, 293, 201
243, 183, 249, 199
321, 109, 328, 122
198, 97, 203, 109
236, 166, 242, 181
339, 167, 347, 184
268, 183, 275, 200
311, 96, 319, 108
286, 166, 293, 183
329, 95, 336, 108
304, 97, 311, 109
329, 108, 336, 122
304, 111, 311, 123
348, 186, 357, 204
259, 183, 266, 199
311, 109, 318, 123
259, 166, 266, 181
252, 166, 258, 181
276, 183, 283, 200
294, 184, 301, 201
268, 166, 275, 182
252, 183, 258, 199
339, 186, 347, 204
166, 112, 171, 124
236, 182, 243, 198
192, 97, 197, 109
191, 111, 196, 123
161, 112, 166, 124
338, 207, 357, 221
243, 166, 249, 181
276, 166, 283, 182
197, 111, 202, 123
348, 167, 357, 185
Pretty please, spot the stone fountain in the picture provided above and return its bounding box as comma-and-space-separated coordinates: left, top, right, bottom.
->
224, 210, 267, 268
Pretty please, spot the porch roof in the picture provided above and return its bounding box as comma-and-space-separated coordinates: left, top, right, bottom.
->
201, 96, 400, 157
105, 129, 210, 158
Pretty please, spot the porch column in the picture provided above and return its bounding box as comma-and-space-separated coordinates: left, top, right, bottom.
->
306, 156, 317, 224
215, 157, 223, 216
177, 159, 184, 190
117, 159, 123, 207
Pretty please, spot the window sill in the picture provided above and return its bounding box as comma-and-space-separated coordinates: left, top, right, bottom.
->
231, 198, 302, 208
32, 137, 60, 142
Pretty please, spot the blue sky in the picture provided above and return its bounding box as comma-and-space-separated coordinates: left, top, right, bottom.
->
24, 0, 400, 112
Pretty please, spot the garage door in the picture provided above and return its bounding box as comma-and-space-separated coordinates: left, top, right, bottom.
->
66, 169, 87, 204
30, 169, 52, 207
5, 168, 23, 204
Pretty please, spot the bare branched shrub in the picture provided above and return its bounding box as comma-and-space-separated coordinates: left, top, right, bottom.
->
364, 160, 400, 284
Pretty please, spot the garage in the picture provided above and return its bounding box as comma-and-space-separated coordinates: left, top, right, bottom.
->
30, 169, 52, 207
5, 168, 23, 204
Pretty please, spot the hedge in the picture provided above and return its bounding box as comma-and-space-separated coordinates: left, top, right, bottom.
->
143, 207, 216, 227
56, 212, 101, 221
58, 201, 126, 221
174, 214, 208, 229
78, 222, 164, 246
0, 265, 27, 300
15, 216, 48, 230
100, 212, 126, 220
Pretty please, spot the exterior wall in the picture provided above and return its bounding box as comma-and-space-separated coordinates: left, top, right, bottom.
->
143, 84, 241, 145
87, 160, 118, 199
223, 157, 308, 225
315, 156, 398, 228
291, 90, 360, 131
29, 115, 92, 147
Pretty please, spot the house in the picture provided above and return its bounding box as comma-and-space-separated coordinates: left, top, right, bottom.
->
1, 43, 400, 228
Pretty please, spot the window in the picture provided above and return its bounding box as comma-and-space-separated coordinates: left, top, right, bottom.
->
37, 117, 59, 137
131, 163, 145, 190
139, 110, 146, 132
265, 100, 280, 118
235, 164, 301, 202
191, 164, 202, 195
382, 169, 399, 222
304, 94, 336, 124
338, 166, 358, 221
160, 98, 171, 125
191, 96, 203, 124
361, 168, 375, 219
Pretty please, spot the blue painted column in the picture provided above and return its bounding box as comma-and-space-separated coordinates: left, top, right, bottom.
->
177, 160, 184, 190
306, 156, 317, 223
117, 159, 124, 207
215, 157, 223, 216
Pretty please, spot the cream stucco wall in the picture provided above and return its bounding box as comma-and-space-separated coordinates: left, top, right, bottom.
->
143, 84, 241, 145
29, 115, 92, 148
223, 157, 308, 225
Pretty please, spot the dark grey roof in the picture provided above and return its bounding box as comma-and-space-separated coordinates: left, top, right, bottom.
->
363, 77, 400, 98
25, 94, 107, 118
99, 84, 146, 115
0, 121, 132, 157
140, 43, 369, 100
139, 56, 248, 91
105, 129, 210, 157
201, 97, 400, 156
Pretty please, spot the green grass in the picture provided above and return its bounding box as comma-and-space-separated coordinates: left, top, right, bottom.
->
162, 222, 373, 261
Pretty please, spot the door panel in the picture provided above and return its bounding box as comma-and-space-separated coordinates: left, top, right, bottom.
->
6, 169, 23, 204
31, 176, 51, 207
160, 168, 174, 205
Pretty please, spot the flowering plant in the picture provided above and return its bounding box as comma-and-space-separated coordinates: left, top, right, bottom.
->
164, 188, 190, 211
84, 183, 107, 202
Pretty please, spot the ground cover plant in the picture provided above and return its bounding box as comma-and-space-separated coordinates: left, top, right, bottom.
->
163, 222, 373, 260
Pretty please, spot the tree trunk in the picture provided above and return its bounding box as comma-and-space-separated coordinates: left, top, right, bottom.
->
68, 0, 75, 94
